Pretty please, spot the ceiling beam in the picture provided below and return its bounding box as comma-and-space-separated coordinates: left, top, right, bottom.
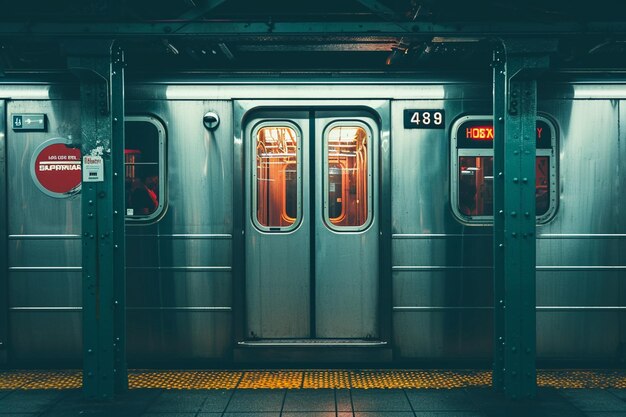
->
0, 21, 625, 39
354, 0, 403, 21
178, 0, 227, 20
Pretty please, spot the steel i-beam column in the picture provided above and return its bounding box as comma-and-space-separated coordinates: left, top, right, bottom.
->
68, 41, 127, 399
492, 39, 555, 399
0, 99, 7, 365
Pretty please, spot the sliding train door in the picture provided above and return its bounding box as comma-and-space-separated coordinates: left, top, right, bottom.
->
244, 111, 311, 338
244, 108, 379, 341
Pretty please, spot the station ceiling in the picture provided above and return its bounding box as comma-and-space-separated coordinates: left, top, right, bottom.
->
1, 0, 626, 73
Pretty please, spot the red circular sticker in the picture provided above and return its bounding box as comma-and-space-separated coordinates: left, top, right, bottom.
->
33, 142, 82, 196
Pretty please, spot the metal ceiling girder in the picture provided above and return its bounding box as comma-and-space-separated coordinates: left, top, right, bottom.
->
355, 0, 403, 21
0, 21, 625, 38
178, 0, 227, 20
492, 38, 557, 400
67, 39, 127, 400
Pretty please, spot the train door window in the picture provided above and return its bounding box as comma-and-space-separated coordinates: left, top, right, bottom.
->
324, 123, 372, 230
125, 116, 166, 221
253, 124, 301, 230
451, 115, 557, 224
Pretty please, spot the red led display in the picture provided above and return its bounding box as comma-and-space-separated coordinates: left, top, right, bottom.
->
464, 125, 545, 141
465, 126, 494, 140
457, 119, 552, 149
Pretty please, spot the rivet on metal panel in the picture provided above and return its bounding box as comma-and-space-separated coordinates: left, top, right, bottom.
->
512, 232, 517, 238
499, 210, 504, 215
514, 150, 519, 155
524, 212, 530, 217
511, 212, 517, 217
512, 346, 517, 352
513, 178, 519, 183
522, 177, 528, 183
499, 244, 504, 248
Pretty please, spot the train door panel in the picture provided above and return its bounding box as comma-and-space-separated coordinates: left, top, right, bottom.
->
245, 112, 311, 339
314, 113, 379, 338
244, 108, 379, 340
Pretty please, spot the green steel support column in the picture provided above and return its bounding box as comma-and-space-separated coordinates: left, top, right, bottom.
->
492, 39, 555, 400
492, 44, 506, 392
68, 41, 127, 399
0, 100, 7, 366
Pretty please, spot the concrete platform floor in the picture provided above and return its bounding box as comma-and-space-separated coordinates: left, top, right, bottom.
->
3, 386, 626, 417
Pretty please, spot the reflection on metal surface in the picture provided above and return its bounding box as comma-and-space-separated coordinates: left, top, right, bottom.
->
237, 339, 387, 347
8, 234, 81, 239
9, 266, 82, 271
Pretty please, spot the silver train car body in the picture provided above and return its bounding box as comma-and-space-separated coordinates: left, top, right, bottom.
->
1, 76, 625, 366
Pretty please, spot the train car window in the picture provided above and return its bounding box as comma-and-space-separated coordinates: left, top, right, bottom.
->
458, 156, 494, 216
451, 115, 557, 224
125, 116, 166, 221
458, 156, 551, 217
328, 162, 346, 221
324, 123, 372, 230
254, 125, 300, 230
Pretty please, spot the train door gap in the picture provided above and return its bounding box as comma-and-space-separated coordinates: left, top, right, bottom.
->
308, 110, 316, 339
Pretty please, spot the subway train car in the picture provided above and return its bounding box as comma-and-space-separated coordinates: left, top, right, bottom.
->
1, 75, 625, 367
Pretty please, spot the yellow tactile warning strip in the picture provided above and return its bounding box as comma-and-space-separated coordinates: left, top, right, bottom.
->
303, 370, 351, 389
128, 370, 242, 390
537, 370, 626, 389
238, 371, 303, 389
2, 369, 626, 390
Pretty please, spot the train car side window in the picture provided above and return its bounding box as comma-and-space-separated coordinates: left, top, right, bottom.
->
324, 123, 372, 230
451, 115, 557, 224
253, 124, 301, 231
125, 116, 166, 221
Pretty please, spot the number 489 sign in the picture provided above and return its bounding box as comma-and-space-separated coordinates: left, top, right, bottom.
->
404, 109, 445, 129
